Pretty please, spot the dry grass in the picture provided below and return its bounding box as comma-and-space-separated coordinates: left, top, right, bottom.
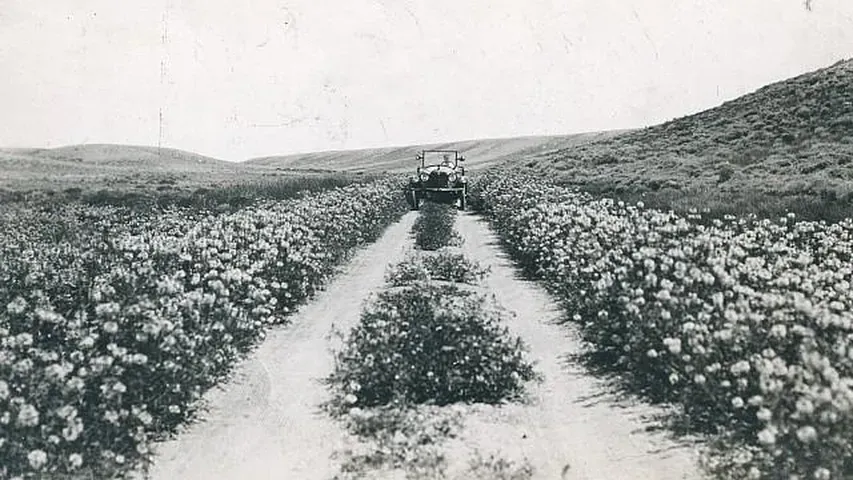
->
0, 144, 382, 210
246, 131, 625, 174
513, 58, 853, 222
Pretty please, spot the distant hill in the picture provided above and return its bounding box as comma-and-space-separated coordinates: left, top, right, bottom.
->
246, 132, 626, 173
0, 144, 235, 176
0, 144, 250, 192
514, 58, 853, 219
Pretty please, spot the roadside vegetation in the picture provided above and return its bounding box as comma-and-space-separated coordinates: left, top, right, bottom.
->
0, 178, 408, 479
471, 172, 853, 479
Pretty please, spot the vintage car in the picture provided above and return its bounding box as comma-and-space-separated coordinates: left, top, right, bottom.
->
405, 150, 467, 210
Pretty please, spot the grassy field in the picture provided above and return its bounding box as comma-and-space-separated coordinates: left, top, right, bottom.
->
509, 58, 853, 222
0, 144, 378, 210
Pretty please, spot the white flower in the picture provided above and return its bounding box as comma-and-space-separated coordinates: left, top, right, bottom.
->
69, 453, 83, 469
104, 410, 119, 424
796, 426, 817, 443
6, 296, 28, 315
730, 360, 751, 376
343, 393, 358, 405
813, 467, 831, 480
0, 380, 9, 400
16, 404, 40, 427
757, 428, 776, 445
770, 324, 787, 338
28, 449, 48, 469
95, 302, 120, 318
756, 408, 772, 422
796, 398, 815, 415
664, 338, 682, 355
79, 336, 96, 349
731, 397, 745, 409
62, 419, 83, 441
137, 411, 153, 426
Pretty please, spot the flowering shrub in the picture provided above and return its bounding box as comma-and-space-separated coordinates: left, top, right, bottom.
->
385, 248, 489, 287
470, 172, 853, 479
327, 283, 537, 410
0, 177, 408, 479
412, 202, 462, 250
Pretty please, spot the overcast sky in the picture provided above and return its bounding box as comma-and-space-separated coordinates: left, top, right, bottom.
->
2, 0, 852, 161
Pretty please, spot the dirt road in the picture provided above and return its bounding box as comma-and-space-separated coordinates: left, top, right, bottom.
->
142, 211, 703, 480
144, 212, 418, 480
442, 213, 704, 479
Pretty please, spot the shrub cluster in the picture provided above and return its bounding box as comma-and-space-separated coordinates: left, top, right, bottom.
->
0, 178, 408, 479
328, 283, 537, 409
412, 202, 461, 250
385, 248, 489, 287
471, 172, 853, 479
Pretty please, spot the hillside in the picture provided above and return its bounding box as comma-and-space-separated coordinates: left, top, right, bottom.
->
0, 144, 246, 188
247, 131, 625, 173
515, 58, 853, 219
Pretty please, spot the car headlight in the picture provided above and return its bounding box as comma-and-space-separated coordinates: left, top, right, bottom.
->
419, 172, 429, 182
448, 173, 458, 183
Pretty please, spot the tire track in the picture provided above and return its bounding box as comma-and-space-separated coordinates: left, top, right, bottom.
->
439, 212, 705, 480
141, 212, 418, 480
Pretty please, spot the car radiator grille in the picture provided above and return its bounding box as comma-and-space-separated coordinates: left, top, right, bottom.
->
424, 172, 449, 188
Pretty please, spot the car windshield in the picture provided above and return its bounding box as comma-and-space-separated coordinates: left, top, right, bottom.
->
423, 151, 456, 167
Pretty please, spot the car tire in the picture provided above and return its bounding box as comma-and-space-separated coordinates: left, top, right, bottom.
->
411, 191, 420, 210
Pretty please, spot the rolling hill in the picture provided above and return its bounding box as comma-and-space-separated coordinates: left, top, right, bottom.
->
0, 144, 236, 178
0, 144, 245, 188
246, 131, 626, 173
512, 58, 853, 219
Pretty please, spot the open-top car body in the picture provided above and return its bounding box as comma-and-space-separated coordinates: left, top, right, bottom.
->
406, 150, 468, 210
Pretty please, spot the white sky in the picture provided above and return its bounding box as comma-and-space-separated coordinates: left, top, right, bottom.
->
1, 0, 852, 161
